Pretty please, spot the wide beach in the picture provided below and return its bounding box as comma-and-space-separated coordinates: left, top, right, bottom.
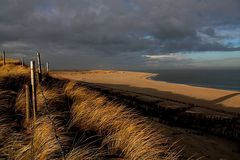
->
52, 70, 240, 113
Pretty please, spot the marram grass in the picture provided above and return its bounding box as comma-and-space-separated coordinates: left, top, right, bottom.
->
0, 62, 179, 159
65, 82, 178, 159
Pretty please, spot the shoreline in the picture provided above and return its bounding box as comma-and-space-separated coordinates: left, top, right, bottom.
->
149, 74, 240, 92
148, 72, 240, 92
143, 71, 239, 93
52, 70, 240, 112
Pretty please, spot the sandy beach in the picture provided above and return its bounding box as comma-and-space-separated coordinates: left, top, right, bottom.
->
52, 70, 240, 113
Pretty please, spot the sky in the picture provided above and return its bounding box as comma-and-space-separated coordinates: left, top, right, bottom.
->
0, 0, 240, 70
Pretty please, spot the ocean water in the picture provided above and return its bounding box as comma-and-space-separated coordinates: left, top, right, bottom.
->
150, 70, 240, 91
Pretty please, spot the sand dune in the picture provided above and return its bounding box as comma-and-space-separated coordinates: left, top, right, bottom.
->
52, 70, 240, 113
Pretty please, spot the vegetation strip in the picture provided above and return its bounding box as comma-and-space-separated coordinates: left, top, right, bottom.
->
0, 61, 177, 159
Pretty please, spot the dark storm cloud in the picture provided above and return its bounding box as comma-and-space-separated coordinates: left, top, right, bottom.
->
202, 28, 216, 37
0, 0, 240, 69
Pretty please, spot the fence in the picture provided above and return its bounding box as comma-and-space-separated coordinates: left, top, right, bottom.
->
1, 50, 49, 72
1, 50, 65, 160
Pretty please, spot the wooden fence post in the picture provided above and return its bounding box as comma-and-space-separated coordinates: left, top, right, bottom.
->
37, 52, 42, 82
2, 50, 5, 65
21, 58, 24, 67
30, 61, 37, 122
25, 84, 30, 123
46, 62, 49, 73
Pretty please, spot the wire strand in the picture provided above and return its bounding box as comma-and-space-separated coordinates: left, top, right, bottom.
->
38, 84, 66, 160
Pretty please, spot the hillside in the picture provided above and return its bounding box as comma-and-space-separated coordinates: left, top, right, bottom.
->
0, 61, 177, 159
0, 60, 240, 159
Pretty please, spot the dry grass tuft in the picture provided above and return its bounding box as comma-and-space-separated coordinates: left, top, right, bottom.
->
66, 147, 101, 160
1, 115, 104, 160
30, 116, 69, 160
0, 89, 22, 158
1, 132, 29, 159
0, 58, 21, 64
2, 116, 70, 160
16, 86, 65, 114
65, 82, 176, 159
0, 63, 29, 77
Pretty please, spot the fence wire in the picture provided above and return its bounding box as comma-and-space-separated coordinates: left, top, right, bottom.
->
34, 83, 66, 160
1, 52, 61, 159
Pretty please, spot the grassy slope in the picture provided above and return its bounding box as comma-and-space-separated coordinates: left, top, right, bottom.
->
0, 61, 176, 159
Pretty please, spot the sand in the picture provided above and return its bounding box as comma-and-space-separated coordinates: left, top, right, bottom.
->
52, 70, 240, 113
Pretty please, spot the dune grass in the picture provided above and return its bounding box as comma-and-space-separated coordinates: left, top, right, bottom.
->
65, 82, 177, 159
13, 85, 102, 159
0, 59, 29, 77
1, 116, 67, 160
0, 58, 21, 64
0, 89, 23, 159
0, 90, 18, 140
0, 61, 178, 159
16, 86, 66, 114
2, 115, 100, 160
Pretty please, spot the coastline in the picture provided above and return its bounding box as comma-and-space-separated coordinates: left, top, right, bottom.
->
52, 70, 240, 112
149, 70, 240, 92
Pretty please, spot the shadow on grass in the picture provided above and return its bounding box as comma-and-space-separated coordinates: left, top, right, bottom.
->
84, 82, 240, 114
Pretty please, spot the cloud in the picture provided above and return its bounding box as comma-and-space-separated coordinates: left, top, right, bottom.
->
0, 0, 240, 69
192, 57, 240, 69
142, 53, 194, 69
143, 53, 189, 61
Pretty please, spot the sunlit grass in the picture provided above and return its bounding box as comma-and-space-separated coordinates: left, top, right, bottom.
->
16, 86, 65, 114
0, 59, 29, 77
0, 61, 178, 159
65, 82, 177, 159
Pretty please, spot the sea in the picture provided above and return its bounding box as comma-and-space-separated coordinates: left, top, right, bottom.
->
148, 70, 240, 91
